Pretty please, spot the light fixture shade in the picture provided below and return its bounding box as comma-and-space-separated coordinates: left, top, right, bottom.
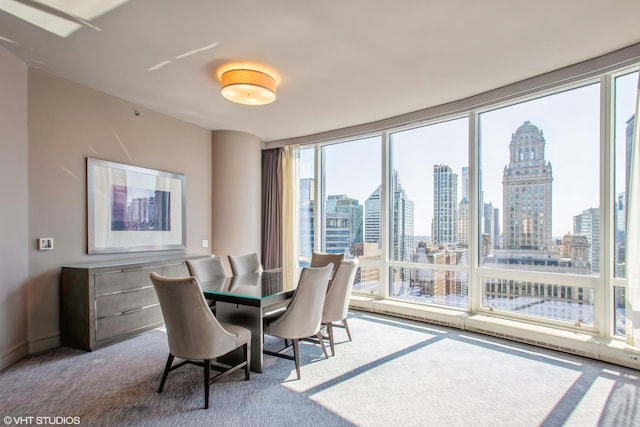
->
220, 69, 277, 105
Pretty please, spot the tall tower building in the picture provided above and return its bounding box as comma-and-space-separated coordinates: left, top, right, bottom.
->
461, 166, 469, 201
391, 171, 414, 262
299, 177, 315, 257
433, 165, 458, 245
502, 121, 553, 251
573, 207, 600, 273
364, 186, 381, 246
334, 195, 364, 245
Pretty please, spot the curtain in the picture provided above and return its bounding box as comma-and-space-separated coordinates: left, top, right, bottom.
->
261, 148, 282, 270
626, 73, 640, 348
282, 145, 300, 289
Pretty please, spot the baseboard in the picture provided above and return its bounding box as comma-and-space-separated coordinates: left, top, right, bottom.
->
349, 296, 640, 371
28, 333, 60, 355
0, 341, 29, 371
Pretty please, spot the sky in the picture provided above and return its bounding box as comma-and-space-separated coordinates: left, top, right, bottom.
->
302, 70, 639, 238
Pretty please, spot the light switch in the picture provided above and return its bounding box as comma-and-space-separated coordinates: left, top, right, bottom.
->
202, 239, 209, 248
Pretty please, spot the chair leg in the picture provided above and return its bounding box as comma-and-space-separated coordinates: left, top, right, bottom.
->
317, 331, 329, 359
292, 339, 301, 380
327, 323, 335, 357
203, 359, 211, 410
343, 318, 352, 341
243, 343, 250, 380
158, 354, 174, 392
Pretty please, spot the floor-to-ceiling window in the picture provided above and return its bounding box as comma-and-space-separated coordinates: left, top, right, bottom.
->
613, 69, 639, 336
478, 82, 600, 329
294, 58, 638, 343
388, 118, 469, 308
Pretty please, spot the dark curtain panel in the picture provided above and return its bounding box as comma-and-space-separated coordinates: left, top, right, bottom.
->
261, 148, 283, 269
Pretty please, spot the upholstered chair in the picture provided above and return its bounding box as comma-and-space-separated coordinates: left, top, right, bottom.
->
321, 258, 359, 356
150, 272, 250, 409
228, 253, 263, 275
186, 255, 228, 312
310, 251, 345, 278
263, 264, 333, 379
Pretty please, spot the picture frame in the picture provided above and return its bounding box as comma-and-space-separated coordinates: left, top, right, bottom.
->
39, 237, 54, 250
87, 158, 186, 254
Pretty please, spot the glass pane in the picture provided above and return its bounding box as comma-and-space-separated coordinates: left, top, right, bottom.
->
323, 136, 381, 259
352, 267, 381, 295
614, 286, 626, 336
479, 83, 600, 276
390, 118, 469, 264
391, 267, 468, 308
483, 278, 594, 325
299, 147, 315, 263
613, 70, 638, 279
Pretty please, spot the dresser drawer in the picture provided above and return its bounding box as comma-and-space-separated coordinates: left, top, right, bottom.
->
94, 266, 163, 295
96, 305, 163, 342
164, 262, 189, 277
95, 286, 158, 318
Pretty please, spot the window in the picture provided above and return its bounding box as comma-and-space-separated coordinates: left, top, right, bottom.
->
298, 147, 315, 267
292, 56, 638, 342
478, 83, 600, 324
388, 118, 469, 308
323, 136, 382, 294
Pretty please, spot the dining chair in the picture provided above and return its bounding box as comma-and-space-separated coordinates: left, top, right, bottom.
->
263, 263, 333, 379
186, 255, 228, 312
228, 253, 263, 275
321, 258, 359, 356
150, 272, 251, 409
310, 251, 345, 277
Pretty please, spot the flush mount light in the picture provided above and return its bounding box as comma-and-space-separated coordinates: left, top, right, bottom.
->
220, 69, 277, 106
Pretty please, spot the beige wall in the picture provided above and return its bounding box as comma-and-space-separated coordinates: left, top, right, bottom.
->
0, 46, 29, 370
26, 69, 214, 354
211, 130, 262, 272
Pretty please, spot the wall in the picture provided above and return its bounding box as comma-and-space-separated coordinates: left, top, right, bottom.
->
211, 130, 262, 272
27, 69, 213, 354
0, 46, 29, 370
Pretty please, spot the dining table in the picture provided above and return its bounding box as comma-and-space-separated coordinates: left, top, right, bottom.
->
199, 268, 297, 372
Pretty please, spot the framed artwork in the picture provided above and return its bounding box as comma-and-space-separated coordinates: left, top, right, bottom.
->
87, 158, 186, 254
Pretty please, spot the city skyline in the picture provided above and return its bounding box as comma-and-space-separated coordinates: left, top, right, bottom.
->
310, 73, 638, 239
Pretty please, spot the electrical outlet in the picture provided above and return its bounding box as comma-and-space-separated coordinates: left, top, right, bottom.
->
628, 354, 640, 363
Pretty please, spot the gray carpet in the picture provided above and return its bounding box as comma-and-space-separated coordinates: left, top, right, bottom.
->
1, 311, 639, 427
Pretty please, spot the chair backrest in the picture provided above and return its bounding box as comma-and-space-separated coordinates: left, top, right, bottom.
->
322, 258, 359, 323
310, 252, 345, 277
267, 264, 333, 339
186, 255, 228, 283
150, 272, 236, 360
228, 253, 263, 275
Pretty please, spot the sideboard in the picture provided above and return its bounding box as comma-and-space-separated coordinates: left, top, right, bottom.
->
60, 254, 208, 350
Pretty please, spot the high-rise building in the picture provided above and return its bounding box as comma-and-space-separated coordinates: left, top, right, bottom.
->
461, 166, 469, 201
364, 171, 414, 261
364, 186, 381, 246
573, 207, 600, 273
299, 177, 315, 257
502, 121, 553, 250
332, 195, 364, 245
391, 171, 414, 263
432, 164, 458, 245
458, 198, 469, 247
483, 202, 495, 251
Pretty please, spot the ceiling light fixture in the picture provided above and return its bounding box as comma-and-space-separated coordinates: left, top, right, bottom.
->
220, 69, 277, 106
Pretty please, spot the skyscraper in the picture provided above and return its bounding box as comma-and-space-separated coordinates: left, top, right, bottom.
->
391, 171, 414, 262
502, 121, 553, 251
432, 164, 458, 245
364, 186, 381, 246
299, 177, 315, 257
573, 207, 600, 273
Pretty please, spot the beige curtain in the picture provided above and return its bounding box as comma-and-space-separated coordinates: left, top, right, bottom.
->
282, 145, 300, 289
626, 73, 640, 348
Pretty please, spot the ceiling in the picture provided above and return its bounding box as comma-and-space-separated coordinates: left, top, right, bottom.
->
1, 0, 639, 143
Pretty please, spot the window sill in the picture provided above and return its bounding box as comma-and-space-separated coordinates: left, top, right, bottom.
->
349, 296, 640, 370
